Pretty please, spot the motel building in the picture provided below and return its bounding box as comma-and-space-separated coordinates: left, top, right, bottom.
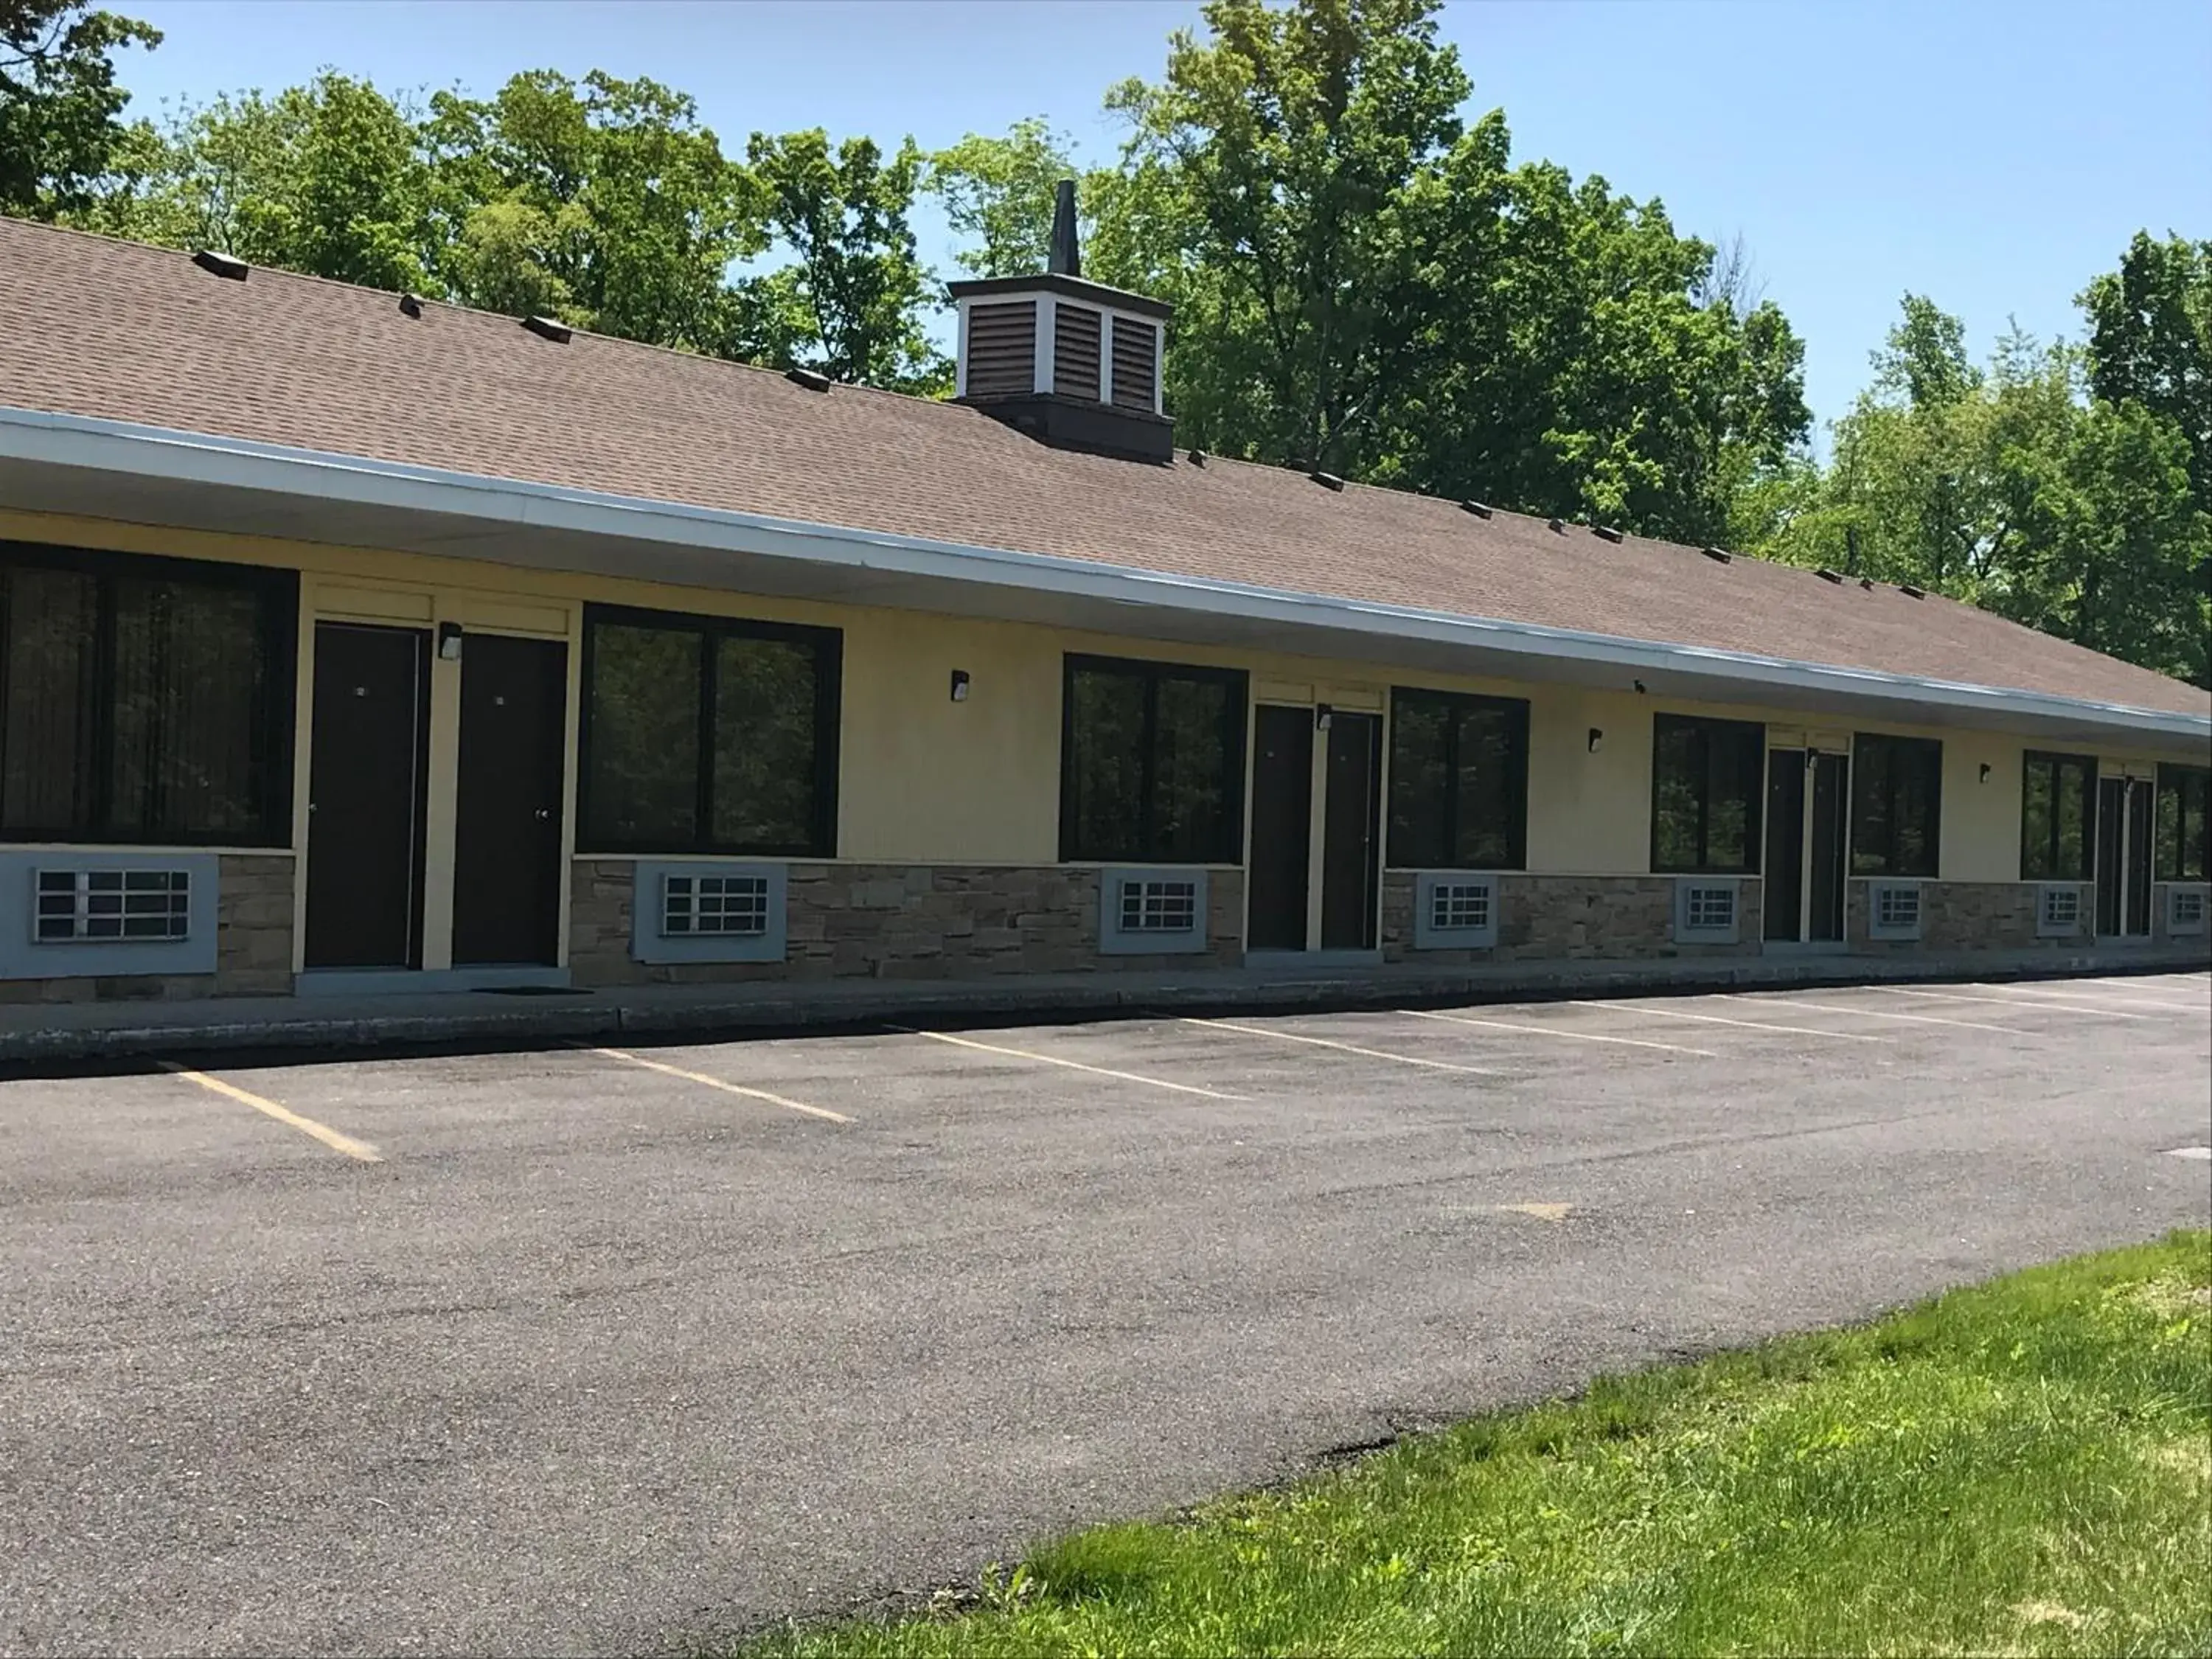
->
0, 209, 2207, 1011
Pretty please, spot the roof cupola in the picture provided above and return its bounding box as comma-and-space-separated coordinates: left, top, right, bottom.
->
948, 179, 1173, 463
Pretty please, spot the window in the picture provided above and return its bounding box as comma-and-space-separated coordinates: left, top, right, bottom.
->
2156, 764, 2210, 883
1061, 655, 1245, 863
1119, 877, 1199, 935
0, 543, 296, 845
34, 867, 192, 942
1651, 715, 1764, 874
1430, 881, 1492, 933
2021, 751, 2096, 881
2038, 883, 2082, 935
1386, 689, 1528, 869
578, 605, 839, 856
1851, 734, 1942, 877
661, 872, 770, 938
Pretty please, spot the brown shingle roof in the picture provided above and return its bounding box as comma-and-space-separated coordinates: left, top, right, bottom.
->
2, 215, 2205, 720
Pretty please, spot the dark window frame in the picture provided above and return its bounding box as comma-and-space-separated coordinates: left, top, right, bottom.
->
2156, 762, 2211, 883
1384, 686, 1530, 871
1649, 713, 1767, 875
1058, 653, 1248, 864
1849, 732, 1944, 878
0, 538, 298, 847
576, 602, 841, 858
2020, 749, 2097, 882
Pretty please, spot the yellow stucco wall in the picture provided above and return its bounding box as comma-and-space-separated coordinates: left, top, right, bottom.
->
3, 507, 2193, 918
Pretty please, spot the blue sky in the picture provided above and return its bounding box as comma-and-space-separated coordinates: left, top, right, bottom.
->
112, 0, 2211, 439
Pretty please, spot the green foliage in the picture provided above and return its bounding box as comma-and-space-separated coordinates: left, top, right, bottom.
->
2080, 232, 2212, 503
928, 116, 1077, 279
87, 73, 433, 291
0, 0, 157, 217
421, 70, 764, 350
1088, 0, 1809, 545
734, 129, 946, 394
738, 1232, 2212, 1658
1746, 285, 2211, 686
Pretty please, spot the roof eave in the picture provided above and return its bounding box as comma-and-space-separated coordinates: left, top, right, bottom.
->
1, 405, 2206, 748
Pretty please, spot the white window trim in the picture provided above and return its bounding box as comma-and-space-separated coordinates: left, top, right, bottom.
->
1864, 877, 1925, 943
1673, 877, 1743, 945
1411, 871, 1500, 950
1098, 867, 1210, 956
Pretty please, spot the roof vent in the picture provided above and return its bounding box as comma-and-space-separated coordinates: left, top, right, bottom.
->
1900, 583, 1927, 599
1187, 448, 1206, 467
1859, 577, 1876, 591
191, 248, 248, 282
785, 366, 832, 392
1459, 499, 1492, 518
947, 178, 1174, 464
1815, 568, 1844, 584
521, 313, 571, 344
1547, 518, 1566, 533
1310, 470, 1346, 493
398, 292, 422, 319
1593, 524, 1624, 543
1700, 546, 1732, 563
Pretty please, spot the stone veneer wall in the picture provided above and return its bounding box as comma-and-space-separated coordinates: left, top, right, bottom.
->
1380, 873, 1764, 965
1844, 880, 2079, 953
0, 852, 295, 1004
570, 861, 1245, 986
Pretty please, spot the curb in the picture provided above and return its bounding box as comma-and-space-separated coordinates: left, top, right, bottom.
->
3, 947, 2202, 1065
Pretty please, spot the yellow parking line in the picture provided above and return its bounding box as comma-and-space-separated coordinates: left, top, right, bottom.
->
1719, 994, 2017, 1034
1182, 1018, 1499, 1075
1877, 987, 2154, 1020
588, 1046, 850, 1124
894, 1026, 1242, 1100
1570, 1001, 1889, 1043
159, 1061, 383, 1162
1404, 1007, 1716, 1057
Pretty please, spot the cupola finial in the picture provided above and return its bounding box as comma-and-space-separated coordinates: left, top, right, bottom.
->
1047, 178, 1080, 278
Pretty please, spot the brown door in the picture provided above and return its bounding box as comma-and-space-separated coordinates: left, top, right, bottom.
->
1320, 713, 1382, 950
303, 623, 430, 970
451, 634, 568, 967
1809, 751, 1848, 942
1248, 705, 1313, 951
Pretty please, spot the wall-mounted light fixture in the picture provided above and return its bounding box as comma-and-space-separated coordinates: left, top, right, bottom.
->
949, 669, 971, 703
437, 621, 464, 661
1587, 727, 1604, 754
1632, 679, 1647, 695
1980, 762, 1992, 783
1315, 703, 1335, 731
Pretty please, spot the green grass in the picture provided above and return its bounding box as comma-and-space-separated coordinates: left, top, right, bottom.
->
740, 1232, 2212, 1658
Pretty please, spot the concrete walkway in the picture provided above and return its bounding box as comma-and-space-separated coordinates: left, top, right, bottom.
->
3, 942, 2203, 1062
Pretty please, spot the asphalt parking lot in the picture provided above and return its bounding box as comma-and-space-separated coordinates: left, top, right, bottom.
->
3, 970, 2208, 1657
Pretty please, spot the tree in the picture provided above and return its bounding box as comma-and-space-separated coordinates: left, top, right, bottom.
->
0, 0, 158, 217
731, 128, 946, 392
2079, 232, 2211, 504
1743, 291, 2211, 686
92, 74, 434, 290
422, 70, 764, 349
930, 116, 1077, 278
1106, 0, 1470, 472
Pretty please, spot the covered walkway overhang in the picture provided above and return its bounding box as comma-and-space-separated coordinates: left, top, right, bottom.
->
4, 405, 2207, 757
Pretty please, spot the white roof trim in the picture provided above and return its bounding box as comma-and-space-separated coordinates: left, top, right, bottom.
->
1, 403, 2206, 742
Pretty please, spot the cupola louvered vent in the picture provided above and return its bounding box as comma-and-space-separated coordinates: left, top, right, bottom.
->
1054, 305, 1102, 398
963, 300, 1037, 397
1111, 320, 1158, 411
